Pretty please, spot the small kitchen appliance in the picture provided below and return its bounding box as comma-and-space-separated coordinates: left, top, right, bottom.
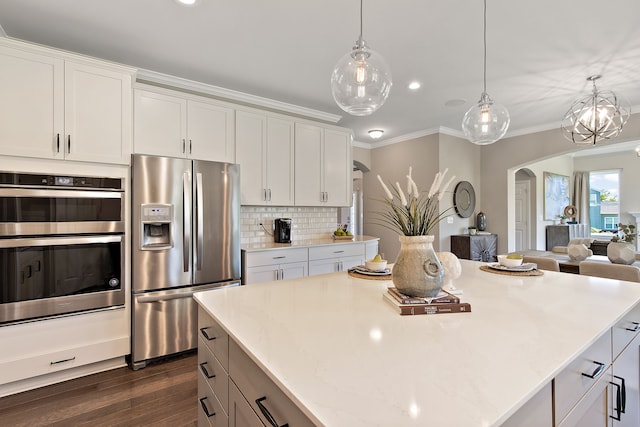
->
274, 218, 292, 243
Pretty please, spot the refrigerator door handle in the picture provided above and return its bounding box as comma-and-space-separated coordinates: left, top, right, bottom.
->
136, 291, 199, 303
195, 172, 204, 271
183, 172, 191, 273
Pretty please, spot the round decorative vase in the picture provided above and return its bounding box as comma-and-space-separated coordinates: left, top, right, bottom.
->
476, 212, 487, 231
392, 235, 444, 298
607, 242, 636, 265
567, 243, 592, 261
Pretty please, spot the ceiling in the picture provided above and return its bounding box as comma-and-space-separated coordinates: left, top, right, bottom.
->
1, 0, 640, 146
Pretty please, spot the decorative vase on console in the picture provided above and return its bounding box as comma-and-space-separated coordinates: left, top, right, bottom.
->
375, 167, 456, 297
607, 224, 637, 265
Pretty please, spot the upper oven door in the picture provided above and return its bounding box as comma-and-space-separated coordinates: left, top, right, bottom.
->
0, 188, 123, 236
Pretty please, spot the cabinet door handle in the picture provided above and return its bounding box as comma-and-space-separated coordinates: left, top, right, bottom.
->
199, 362, 216, 379
581, 360, 605, 379
625, 322, 640, 332
610, 380, 622, 421
268, 188, 272, 201
255, 396, 289, 427
199, 397, 215, 418
56, 133, 60, 153
182, 139, 186, 153
67, 135, 71, 153
189, 139, 192, 154
199, 327, 216, 341
614, 375, 627, 414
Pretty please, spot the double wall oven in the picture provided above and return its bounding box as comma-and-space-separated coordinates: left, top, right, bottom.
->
0, 172, 125, 325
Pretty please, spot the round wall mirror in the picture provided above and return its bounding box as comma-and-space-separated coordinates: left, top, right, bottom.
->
453, 181, 476, 218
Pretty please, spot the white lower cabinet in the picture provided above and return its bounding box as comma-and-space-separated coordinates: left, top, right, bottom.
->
0, 308, 129, 396
308, 243, 364, 276
242, 248, 308, 285
502, 383, 553, 426
609, 320, 640, 426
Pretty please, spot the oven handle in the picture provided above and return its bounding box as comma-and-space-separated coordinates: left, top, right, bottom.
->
0, 234, 123, 248
0, 188, 122, 198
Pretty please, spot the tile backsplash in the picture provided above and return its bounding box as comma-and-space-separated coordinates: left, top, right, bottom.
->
240, 206, 338, 245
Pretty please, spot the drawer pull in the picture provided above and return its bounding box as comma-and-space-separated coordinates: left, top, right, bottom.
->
272, 256, 286, 259
333, 250, 345, 254
581, 360, 605, 379
199, 362, 216, 379
255, 396, 289, 427
50, 356, 76, 365
200, 327, 216, 341
199, 397, 215, 418
625, 322, 640, 332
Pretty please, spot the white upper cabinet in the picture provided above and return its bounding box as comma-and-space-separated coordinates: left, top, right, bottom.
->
235, 109, 294, 206
0, 39, 133, 164
294, 122, 352, 207
134, 86, 235, 163
64, 62, 132, 164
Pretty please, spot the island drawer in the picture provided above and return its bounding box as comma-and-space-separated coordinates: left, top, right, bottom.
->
553, 331, 612, 424
308, 243, 363, 260
198, 337, 229, 414
198, 307, 229, 371
198, 370, 228, 427
229, 340, 315, 427
244, 248, 308, 267
612, 302, 640, 360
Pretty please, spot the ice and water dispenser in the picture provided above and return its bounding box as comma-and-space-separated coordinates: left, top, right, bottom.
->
140, 204, 173, 249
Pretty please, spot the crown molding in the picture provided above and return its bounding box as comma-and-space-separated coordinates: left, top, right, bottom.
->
137, 68, 342, 124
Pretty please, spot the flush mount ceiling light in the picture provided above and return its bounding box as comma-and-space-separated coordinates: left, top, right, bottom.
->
330, 0, 392, 116
461, 0, 510, 145
561, 75, 630, 145
368, 129, 384, 139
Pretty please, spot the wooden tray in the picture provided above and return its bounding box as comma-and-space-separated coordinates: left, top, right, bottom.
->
479, 265, 544, 276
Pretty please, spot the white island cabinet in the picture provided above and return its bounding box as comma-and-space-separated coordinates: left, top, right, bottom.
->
195, 260, 640, 426
0, 38, 134, 164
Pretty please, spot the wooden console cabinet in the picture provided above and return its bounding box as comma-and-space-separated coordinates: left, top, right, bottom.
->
451, 234, 497, 262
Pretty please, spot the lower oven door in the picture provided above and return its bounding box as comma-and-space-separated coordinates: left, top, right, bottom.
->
0, 234, 124, 325
131, 281, 239, 369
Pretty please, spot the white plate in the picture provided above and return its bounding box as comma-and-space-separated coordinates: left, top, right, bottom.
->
351, 266, 392, 276
487, 262, 537, 272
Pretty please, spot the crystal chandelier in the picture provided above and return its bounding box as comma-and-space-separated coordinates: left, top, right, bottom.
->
561, 75, 630, 145
330, 0, 392, 116
461, 0, 510, 145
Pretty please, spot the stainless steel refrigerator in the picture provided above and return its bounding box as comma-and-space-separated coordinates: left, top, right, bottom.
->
130, 154, 240, 369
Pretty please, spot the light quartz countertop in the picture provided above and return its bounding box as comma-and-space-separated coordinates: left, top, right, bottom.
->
241, 235, 379, 251
194, 259, 640, 426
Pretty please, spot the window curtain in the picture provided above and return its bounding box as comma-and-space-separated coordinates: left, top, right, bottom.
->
572, 171, 590, 228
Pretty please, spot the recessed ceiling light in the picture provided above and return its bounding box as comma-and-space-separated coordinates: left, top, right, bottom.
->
408, 82, 422, 90
368, 129, 384, 139
174, 0, 199, 6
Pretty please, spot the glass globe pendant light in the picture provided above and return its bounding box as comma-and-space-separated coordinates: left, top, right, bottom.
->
331, 0, 392, 116
561, 75, 629, 145
462, 0, 510, 145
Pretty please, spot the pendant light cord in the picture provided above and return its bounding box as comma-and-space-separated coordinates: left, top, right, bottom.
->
483, 0, 487, 94
359, 0, 364, 42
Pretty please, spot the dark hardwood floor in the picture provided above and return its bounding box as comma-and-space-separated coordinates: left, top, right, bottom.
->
0, 352, 197, 426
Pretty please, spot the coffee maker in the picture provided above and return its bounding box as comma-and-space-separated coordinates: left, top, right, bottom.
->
274, 218, 292, 243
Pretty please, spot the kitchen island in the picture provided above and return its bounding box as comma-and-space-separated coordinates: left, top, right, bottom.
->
194, 260, 640, 426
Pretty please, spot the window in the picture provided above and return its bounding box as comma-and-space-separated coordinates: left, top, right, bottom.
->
589, 170, 620, 234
